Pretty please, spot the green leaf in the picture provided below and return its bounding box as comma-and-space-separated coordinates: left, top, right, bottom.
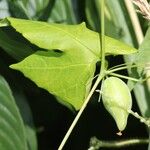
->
0, 75, 27, 150
10, 50, 96, 110
6, 17, 136, 110
6, 17, 136, 55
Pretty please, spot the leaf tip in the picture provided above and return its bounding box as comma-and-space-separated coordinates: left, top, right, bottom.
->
80, 22, 86, 27
9, 64, 18, 70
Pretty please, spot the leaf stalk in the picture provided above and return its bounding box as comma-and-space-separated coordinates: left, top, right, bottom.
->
58, 74, 104, 150
58, 1, 106, 149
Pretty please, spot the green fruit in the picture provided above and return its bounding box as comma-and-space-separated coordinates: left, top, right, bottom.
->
101, 77, 132, 131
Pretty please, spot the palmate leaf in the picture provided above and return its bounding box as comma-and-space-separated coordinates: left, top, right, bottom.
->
2, 17, 137, 110
0, 75, 27, 150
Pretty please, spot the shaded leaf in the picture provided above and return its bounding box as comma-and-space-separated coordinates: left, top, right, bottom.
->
25, 126, 37, 150
85, 0, 122, 38
105, 0, 137, 45
0, 0, 10, 19
135, 27, 150, 73
133, 27, 150, 118
0, 54, 37, 150
7, 0, 30, 19
0, 28, 34, 60
85, 0, 100, 31
85, 0, 137, 45
13, 90, 37, 150
0, 75, 27, 150
6, 0, 49, 19
47, 0, 77, 24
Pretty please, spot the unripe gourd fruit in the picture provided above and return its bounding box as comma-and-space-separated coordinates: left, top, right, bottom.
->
101, 77, 132, 132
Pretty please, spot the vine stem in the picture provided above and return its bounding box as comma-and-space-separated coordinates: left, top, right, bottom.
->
109, 64, 140, 72
108, 72, 150, 83
100, 0, 105, 72
128, 109, 150, 127
108, 72, 140, 82
58, 1, 105, 149
58, 74, 104, 150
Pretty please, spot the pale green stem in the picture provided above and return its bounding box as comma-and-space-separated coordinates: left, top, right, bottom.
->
128, 110, 150, 127
109, 72, 150, 83
88, 137, 149, 150
108, 72, 140, 82
97, 0, 105, 104
108, 62, 149, 73
58, 74, 104, 150
108, 64, 143, 73
108, 63, 128, 70
100, 0, 105, 73
58, 1, 106, 149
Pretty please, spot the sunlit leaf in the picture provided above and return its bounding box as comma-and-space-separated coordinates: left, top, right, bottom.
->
4, 17, 137, 110
6, 17, 137, 56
